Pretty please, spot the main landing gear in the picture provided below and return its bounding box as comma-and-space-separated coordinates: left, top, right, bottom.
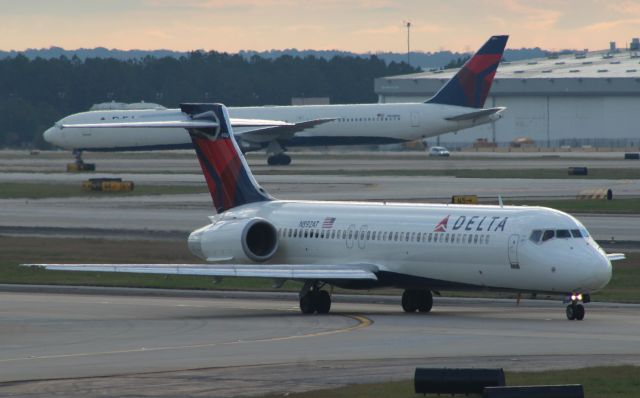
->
401, 289, 433, 313
267, 153, 291, 166
566, 293, 589, 321
266, 140, 292, 166
299, 281, 331, 314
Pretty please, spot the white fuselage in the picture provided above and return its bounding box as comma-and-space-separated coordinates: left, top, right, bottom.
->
45, 103, 500, 151
189, 200, 612, 295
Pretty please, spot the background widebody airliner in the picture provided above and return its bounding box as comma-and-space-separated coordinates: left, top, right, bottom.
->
27, 103, 624, 321
44, 35, 508, 165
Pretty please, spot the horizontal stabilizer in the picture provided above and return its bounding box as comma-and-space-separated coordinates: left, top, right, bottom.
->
23, 263, 379, 281
445, 107, 506, 121
607, 253, 626, 261
61, 118, 291, 130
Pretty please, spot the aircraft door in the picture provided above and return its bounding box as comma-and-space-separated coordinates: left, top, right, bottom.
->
346, 224, 356, 249
508, 234, 520, 269
410, 112, 420, 127
357, 225, 368, 250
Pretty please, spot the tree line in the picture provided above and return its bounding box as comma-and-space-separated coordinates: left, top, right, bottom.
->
0, 52, 418, 148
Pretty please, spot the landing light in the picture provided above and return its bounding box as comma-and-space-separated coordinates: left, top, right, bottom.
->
570, 293, 583, 301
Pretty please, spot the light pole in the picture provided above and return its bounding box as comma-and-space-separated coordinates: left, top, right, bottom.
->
403, 21, 411, 66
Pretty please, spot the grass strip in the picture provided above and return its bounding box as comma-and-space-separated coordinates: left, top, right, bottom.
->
1, 237, 638, 303
0, 182, 208, 199
259, 366, 640, 398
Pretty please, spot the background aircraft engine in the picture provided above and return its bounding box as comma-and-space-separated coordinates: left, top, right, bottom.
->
188, 218, 278, 263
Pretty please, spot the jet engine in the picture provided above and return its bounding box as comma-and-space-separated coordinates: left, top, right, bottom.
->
188, 218, 278, 263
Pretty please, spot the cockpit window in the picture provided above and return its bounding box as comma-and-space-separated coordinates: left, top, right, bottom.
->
542, 230, 555, 242
571, 229, 582, 238
581, 229, 589, 238
556, 229, 571, 238
529, 230, 542, 243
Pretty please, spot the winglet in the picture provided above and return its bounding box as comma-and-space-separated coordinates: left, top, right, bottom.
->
426, 35, 509, 108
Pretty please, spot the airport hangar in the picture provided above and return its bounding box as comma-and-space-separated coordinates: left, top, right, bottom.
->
375, 44, 640, 149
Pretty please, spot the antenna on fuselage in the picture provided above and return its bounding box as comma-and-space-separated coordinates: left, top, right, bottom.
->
498, 195, 504, 208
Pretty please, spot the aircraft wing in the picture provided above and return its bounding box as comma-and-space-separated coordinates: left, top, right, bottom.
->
22, 263, 379, 281
237, 118, 335, 143
444, 107, 506, 122
61, 117, 291, 130
606, 253, 626, 261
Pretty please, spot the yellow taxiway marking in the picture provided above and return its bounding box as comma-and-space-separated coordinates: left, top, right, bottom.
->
0, 314, 372, 363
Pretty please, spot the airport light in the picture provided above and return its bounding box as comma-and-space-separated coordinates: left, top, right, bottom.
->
403, 21, 411, 66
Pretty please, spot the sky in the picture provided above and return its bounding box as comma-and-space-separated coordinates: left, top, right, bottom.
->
1, 0, 639, 53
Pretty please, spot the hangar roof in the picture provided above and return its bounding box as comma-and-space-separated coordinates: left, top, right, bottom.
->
376, 49, 640, 98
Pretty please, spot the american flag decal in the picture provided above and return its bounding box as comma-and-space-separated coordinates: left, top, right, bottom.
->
322, 217, 336, 228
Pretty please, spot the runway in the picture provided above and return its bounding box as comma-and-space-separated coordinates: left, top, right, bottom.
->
1, 287, 639, 396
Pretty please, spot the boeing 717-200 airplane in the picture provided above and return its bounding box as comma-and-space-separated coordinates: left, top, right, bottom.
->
27, 103, 625, 321
44, 35, 508, 166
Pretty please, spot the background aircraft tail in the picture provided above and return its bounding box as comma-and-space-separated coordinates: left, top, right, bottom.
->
425, 35, 508, 109
181, 103, 272, 213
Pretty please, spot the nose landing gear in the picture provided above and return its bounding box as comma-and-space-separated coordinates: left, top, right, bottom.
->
565, 293, 590, 321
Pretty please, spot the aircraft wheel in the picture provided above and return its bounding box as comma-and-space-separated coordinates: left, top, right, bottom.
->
401, 290, 419, 312
300, 292, 316, 314
267, 154, 292, 166
575, 304, 585, 321
418, 290, 433, 313
566, 304, 576, 320
316, 290, 331, 314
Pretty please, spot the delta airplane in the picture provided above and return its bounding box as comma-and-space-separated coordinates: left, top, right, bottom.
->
44, 35, 509, 166
27, 103, 625, 321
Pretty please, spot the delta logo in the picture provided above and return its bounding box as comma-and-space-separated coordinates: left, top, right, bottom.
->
434, 215, 509, 233
433, 215, 449, 232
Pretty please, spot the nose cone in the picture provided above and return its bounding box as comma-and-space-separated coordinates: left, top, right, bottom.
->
582, 252, 613, 292
44, 126, 64, 147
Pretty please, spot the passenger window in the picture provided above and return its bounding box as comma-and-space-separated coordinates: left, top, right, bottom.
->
571, 229, 582, 238
416, 233, 421, 243
360, 231, 365, 240
479, 235, 484, 244
468, 234, 473, 244
400, 232, 405, 241
405, 233, 410, 242
428, 233, 433, 242
485, 234, 490, 244
542, 230, 555, 242
556, 229, 571, 239
529, 230, 542, 243
394, 232, 399, 241
473, 235, 478, 244
348, 230, 352, 239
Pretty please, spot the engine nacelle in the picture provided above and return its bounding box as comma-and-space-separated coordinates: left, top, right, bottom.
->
188, 218, 278, 263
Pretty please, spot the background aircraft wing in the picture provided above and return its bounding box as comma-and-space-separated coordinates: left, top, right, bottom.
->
237, 118, 335, 143
22, 262, 378, 281
61, 118, 291, 130
444, 107, 506, 121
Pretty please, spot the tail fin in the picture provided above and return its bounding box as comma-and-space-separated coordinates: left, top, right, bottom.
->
426, 35, 508, 109
181, 103, 272, 213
